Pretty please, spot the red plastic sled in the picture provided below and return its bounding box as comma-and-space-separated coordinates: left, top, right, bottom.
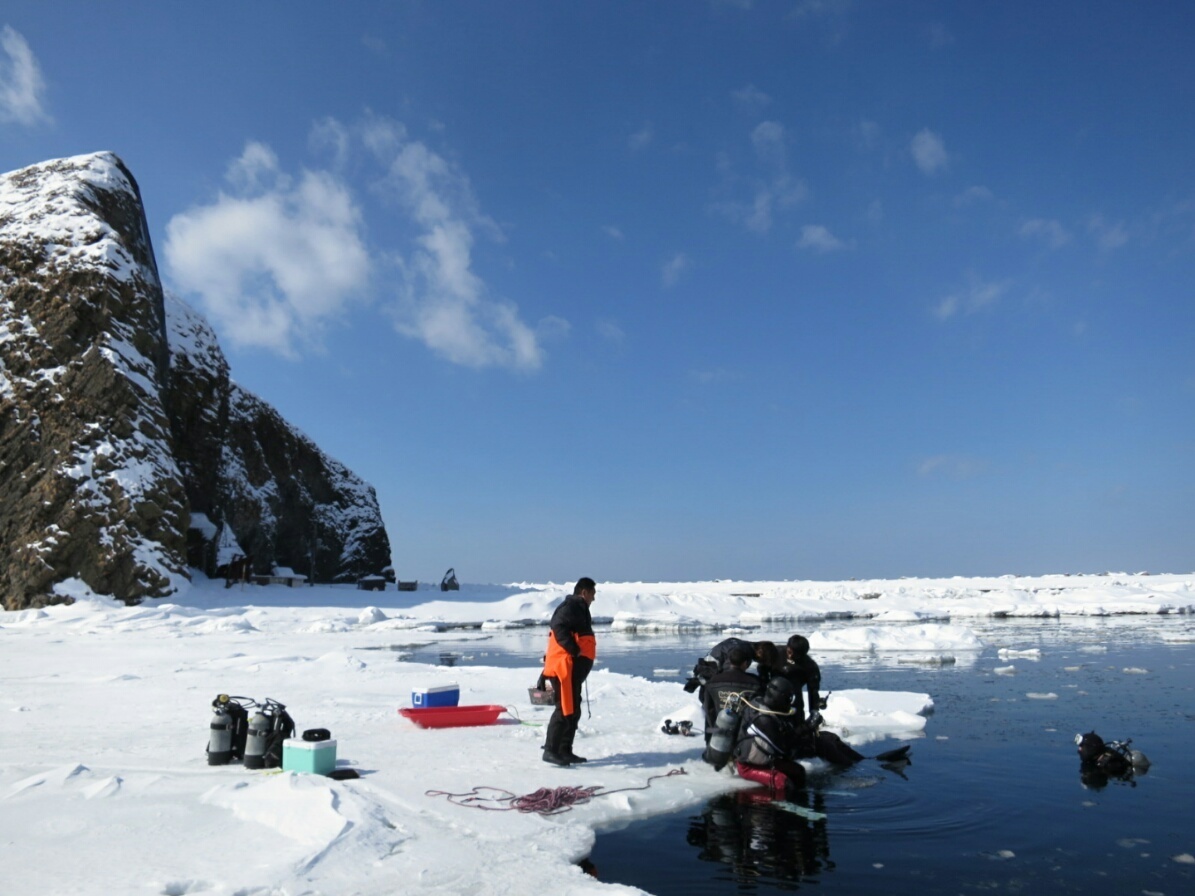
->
399, 704, 507, 729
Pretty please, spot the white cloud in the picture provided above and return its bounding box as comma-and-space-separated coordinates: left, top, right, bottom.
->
918, 454, 987, 480
1088, 214, 1129, 250
309, 117, 352, 171
537, 316, 571, 340
628, 122, 654, 152
954, 185, 994, 206
933, 276, 1006, 321
661, 252, 690, 287
596, 318, 626, 345
225, 141, 284, 193
750, 121, 787, 166
797, 224, 852, 253
910, 128, 948, 175
933, 296, 959, 320
713, 122, 807, 234
602, 224, 625, 240
364, 117, 542, 369
744, 176, 805, 233
1020, 218, 1071, 249
168, 120, 546, 370
690, 367, 740, 384
731, 84, 771, 113
164, 146, 371, 358
0, 26, 50, 126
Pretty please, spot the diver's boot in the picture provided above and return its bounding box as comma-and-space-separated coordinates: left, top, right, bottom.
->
542, 749, 571, 766
561, 727, 587, 763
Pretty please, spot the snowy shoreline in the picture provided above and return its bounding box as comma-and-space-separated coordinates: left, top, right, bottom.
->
2, 571, 1192, 895
127, 570, 1195, 625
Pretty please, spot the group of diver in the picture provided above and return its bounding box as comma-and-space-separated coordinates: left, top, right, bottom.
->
539, 580, 907, 795
687, 634, 903, 800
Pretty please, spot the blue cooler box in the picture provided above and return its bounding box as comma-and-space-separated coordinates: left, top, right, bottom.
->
412, 683, 460, 707
282, 739, 337, 775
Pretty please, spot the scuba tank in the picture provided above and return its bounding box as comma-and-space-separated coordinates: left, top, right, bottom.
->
208, 699, 235, 765
243, 698, 296, 770
704, 694, 743, 771
243, 706, 272, 770
207, 694, 252, 765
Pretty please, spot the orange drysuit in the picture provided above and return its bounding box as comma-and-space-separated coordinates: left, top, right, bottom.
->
543, 630, 596, 716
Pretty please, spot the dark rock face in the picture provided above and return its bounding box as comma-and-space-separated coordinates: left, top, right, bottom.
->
166, 295, 392, 583
1, 152, 391, 610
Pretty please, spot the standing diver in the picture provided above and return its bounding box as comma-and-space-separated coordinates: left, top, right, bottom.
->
541, 578, 597, 766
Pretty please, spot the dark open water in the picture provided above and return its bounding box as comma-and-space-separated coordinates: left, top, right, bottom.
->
400, 618, 1195, 895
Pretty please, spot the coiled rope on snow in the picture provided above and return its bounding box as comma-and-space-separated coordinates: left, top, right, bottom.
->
426, 767, 688, 816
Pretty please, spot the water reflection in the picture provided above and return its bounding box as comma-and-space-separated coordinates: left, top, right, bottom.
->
1078, 764, 1139, 790
686, 791, 833, 890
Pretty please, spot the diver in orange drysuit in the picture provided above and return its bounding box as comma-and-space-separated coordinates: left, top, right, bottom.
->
541, 577, 597, 766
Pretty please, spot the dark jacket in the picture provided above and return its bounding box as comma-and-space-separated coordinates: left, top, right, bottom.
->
778, 655, 821, 720
549, 595, 594, 658
707, 637, 756, 670
701, 667, 761, 739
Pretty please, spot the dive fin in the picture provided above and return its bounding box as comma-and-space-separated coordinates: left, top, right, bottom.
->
873, 745, 911, 763
774, 801, 828, 822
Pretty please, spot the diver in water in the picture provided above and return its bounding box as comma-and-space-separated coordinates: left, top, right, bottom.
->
1076, 731, 1149, 789
735, 677, 867, 799
733, 677, 811, 798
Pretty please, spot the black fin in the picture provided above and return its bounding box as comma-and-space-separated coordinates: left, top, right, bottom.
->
874, 745, 911, 763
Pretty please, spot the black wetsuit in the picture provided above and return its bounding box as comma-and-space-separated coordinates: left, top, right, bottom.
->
708, 637, 777, 685
707, 638, 757, 670
778, 654, 822, 720
701, 667, 761, 743
736, 703, 864, 778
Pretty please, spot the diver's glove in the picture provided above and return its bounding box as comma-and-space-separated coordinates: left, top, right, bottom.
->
808, 711, 824, 728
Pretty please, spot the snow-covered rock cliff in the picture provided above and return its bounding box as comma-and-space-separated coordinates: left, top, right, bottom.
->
0, 152, 390, 609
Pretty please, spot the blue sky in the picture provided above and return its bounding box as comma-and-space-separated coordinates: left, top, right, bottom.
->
3, 1, 1192, 583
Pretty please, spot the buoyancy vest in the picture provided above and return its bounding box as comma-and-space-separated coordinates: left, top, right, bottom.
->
543, 630, 596, 716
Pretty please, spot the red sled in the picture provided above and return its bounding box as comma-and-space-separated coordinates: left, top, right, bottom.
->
399, 705, 506, 729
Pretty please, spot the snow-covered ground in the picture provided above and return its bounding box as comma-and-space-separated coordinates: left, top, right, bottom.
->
2, 571, 1191, 895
